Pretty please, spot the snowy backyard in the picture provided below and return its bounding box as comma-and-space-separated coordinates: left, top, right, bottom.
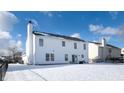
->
4, 63, 124, 81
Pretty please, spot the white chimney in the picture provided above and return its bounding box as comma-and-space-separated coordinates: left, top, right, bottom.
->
101, 37, 106, 47
26, 21, 33, 64
101, 37, 106, 61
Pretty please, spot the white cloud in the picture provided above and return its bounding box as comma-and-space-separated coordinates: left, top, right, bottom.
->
70, 33, 81, 38
0, 30, 12, 39
17, 40, 22, 49
25, 18, 39, 29
0, 49, 10, 56
9, 39, 23, 51
40, 11, 53, 17
9, 40, 17, 48
89, 24, 124, 42
89, 24, 122, 36
109, 11, 118, 20
102, 36, 111, 42
40, 11, 62, 18
18, 34, 22, 37
0, 11, 23, 56
57, 14, 62, 18
31, 19, 39, 27
0, 11, 18, 31
48, 13, 53, 17
89, 24, 103, 32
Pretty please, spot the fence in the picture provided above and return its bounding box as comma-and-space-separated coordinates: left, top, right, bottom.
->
0, 60, 8, 81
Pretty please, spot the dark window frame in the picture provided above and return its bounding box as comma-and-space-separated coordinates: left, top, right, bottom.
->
74, 43, 77, 49
51, 53, 54, 61
109, 48, 112, 53
46, 53, 55, 61
81, 54, 84, 58
39, 39, 43, 47
83, 44, 86, 50
62, 41, 65, 47
46, 53, 49, 61
65, 54, 68, 61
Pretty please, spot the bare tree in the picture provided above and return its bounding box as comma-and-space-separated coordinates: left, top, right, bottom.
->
8, 46, 22, 63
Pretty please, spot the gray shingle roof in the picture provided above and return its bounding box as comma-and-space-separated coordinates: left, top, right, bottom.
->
33, 31, 85, 42
89, 41, 121, 49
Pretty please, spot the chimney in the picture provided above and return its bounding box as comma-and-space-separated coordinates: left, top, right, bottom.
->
26, 20, 33, 64
101, 37, 106, 47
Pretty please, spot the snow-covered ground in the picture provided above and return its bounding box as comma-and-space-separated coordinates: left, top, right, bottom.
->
4, 63, 124, 81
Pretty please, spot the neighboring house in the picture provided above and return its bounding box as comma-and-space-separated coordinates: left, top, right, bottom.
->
88, 38, 121, 63
24, 21, 88, 65
121, 48, 124, 60
121, 48, 124, 55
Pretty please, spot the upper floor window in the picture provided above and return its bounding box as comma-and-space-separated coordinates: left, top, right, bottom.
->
109, 48, 112, 53
39, 39, 43, 47
62, 41, 65, 47
83, 44, 86, 50
74, 43, 77, 49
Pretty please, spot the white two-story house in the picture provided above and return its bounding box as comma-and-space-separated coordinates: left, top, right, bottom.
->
24, 21, 88, 65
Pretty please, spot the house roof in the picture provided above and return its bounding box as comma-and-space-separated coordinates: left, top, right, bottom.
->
89, 41, 101, 45
107, 44, 121, 49
33, 31, 85, 42
89, 41, 121, 49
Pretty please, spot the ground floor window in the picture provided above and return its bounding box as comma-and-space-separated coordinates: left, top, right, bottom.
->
81, 54, 84, 58
65, 54, 68, 61
51, 53, 54, 61
46, 53, 50, 61
46, 53, 54, 61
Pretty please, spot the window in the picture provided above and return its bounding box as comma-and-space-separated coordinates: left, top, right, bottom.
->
74, 43, 77, 49
39, 39, 43, 47
65, 54, 68, 61
46, 53, 49, 61
109, 48, 112, 53
81, 54, 84, 58
83, 44, 86, 50
51, 53, 54, 61
62, 41, 65, 47
46, 53, 54, 61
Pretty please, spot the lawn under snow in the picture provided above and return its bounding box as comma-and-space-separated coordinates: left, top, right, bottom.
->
4, 63, 124, 81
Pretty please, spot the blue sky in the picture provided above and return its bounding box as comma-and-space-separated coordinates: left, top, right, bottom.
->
8, 11, 124, 49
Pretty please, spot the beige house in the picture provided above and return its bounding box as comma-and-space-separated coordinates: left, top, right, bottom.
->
88, 38, 121, 63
